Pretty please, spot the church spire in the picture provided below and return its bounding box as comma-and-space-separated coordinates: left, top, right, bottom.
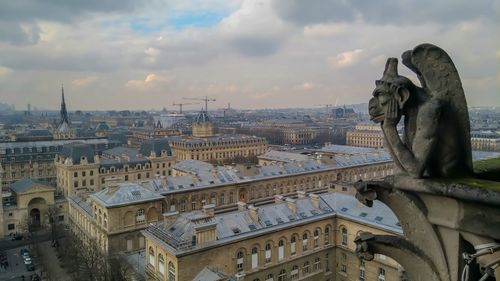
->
60, 84, 69, 124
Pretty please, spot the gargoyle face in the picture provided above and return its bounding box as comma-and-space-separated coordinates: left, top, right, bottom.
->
369, 87, 393, 123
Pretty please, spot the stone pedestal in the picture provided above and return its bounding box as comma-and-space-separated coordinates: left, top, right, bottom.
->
354, 173, 500, 281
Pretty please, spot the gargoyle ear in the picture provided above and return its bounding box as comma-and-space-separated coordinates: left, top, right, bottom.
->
396, 87, 410, 109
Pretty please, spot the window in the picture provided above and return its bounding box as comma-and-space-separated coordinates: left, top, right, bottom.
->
82, 171, 86, 177
220, 193, 225, 205
168, 262, 175, 281
82, 180, 86, 187
314, 257, 321, 271
149, 247, 155, 266
236, 251, 244, 273
359, 268, 365, 281
341, 227, 348, 246
8, 224, 15, 230
74, 181, 78, 188
136, 209, 145, 223
90, 170, 93, 176
290, 236, 296, 255
291, 265, 299, 280
265, 243, 272, 264
302, 261, 310, 275
138, 173, 141, 180
278, 269, 287, 281
90, 179, 94, 186
251, 247, 259, 269
125, 175, 129, 181
229, 192, 234, 204
181, 199, 186, 211
324, 226, 330, 245
191, 198, 196, 210
340, 253, 347, 273
278, 240, 285, 261
325, 253, 330, 272
265, 273, 273, 281
74, 171, 78, 177
313, 230, 319, 248
158, 254, 165, 275
378, 268, 386, 281
302, 233, 308, 252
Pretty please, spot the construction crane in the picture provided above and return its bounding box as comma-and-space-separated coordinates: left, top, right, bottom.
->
314, 104, 334, 113
172, 102, 199, 114
183, 96, 216, 112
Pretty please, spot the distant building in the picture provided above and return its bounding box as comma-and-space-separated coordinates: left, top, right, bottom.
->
471, 131, 500, 152
0, 178, 65, 237
346, 123, 385, 148
53, 87, 76, 140
55, 139, 175, 197
143, 192, 404, 281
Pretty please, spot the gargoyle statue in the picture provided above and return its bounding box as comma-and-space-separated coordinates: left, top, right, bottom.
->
368, 43, 472, 178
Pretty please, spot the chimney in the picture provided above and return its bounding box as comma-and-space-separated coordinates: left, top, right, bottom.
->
163, 211, 179, 225
160, 175, 167, 186
274, 195, 284, 204
105, 177, 121, 194
309, 194, 320, 209
297, 190, 306, 199
237, 201, 247, 211
286, 198, 297, 213
203, 204, 215, 217
248, 205, 259, 223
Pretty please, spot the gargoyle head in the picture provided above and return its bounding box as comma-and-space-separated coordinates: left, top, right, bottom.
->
369, 58, 417, 123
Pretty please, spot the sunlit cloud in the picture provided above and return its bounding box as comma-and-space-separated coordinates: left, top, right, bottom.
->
328, 49, 364, 68
72, 76, 99, 87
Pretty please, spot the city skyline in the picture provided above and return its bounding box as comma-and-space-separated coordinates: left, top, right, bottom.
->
0, 0, 498, 110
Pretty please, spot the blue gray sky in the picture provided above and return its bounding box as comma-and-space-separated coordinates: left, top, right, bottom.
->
0, 0, 498, 110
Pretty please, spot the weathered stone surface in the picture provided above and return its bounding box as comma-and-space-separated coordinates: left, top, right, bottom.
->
368, 43, 472, 179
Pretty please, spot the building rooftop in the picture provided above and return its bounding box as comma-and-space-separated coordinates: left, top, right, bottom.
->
143, 192, 401, 255
11, 178, 54, 194
60, 143, 95, 164
258, 150, 310, 163
167, 134, 266, 146
91, 182, 164, 208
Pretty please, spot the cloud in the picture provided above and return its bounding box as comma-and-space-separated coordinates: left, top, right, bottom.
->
303, 23, 348, 37
125, 73, 174, 89
72, 76, 99, 87
328, 49, 365, 68
302, 82, 319, 90
271, 0, 496, 26
0, 67, 13, 78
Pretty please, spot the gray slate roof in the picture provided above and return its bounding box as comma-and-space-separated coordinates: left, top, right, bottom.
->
145, 192, 401, 254
91, 182, 164, 207
139, 138, 173, 157
11, 178, 52, 193
60, 143, 95, 164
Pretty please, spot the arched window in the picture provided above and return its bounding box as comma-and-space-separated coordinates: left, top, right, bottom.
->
290, 236, 297, 255
136, 209, 145, 223
158, 254, 165, 275
341, 227, 348, 246
265, 273, 273, 281
251, 247, 259, 269
236, 251, 244, 273
148, 247, 155, 266
314, 257, 321, 271
324, 226, 330, 245
265, 243, 272, 264
302, 261, 310, 275
291, 265, 299, 279
278, 269, 287, 281
278, 240, 285, 261
302, 233, 308, 252
168, 262, 175, 281
313, 229, 319, 248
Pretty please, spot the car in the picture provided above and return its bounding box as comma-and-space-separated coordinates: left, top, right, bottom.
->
11, 234, 23, 241
31, 275, 40, 281
26, 264, 35, 271
20, 248, 29, 255
23, 257, 32, 265
22, 252, 30, 259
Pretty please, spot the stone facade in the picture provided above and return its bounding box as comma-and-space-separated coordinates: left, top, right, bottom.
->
55, 141, 175, 197
168, 135, 268, 163
143, 192, 404, 281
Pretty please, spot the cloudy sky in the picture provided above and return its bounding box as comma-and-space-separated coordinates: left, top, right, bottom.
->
0, 0, 498, 111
